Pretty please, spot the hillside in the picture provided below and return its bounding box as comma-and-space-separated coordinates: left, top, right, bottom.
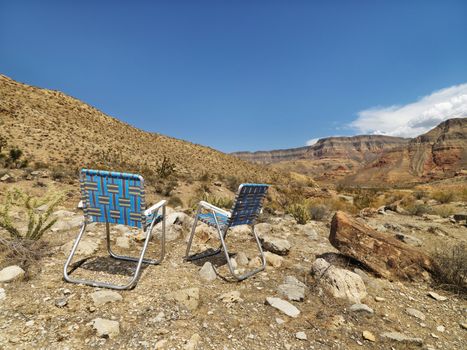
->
0, 74, 277, 183
233, 120, 467, 186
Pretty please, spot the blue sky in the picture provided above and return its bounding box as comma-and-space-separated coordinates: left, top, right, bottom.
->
1, 1, 466, 152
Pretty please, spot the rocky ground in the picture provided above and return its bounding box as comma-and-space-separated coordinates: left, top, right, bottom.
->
0, 195, 466, 350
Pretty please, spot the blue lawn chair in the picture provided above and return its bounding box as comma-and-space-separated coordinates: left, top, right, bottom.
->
185, 184, 270, 281
64, 169, 167, 290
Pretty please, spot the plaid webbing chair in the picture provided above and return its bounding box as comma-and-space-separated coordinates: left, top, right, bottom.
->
185, 184, 270, 281
64, 169, 166, 290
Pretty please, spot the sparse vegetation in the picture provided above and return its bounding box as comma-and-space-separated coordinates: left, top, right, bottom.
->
0, 188, 64, 241
287, 203, 310, 224
431, 190, 455, 204
432, 242, 467, 295
168, 196, 183, 208
406, 203, 430, 216
309, 204, 329, 221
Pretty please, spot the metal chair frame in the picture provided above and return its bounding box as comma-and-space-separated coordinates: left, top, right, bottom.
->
64, 169, 166, 290
185, 184, 269, 281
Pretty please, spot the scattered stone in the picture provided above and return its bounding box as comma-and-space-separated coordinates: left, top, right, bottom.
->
427, 291, 447, 301
311, 258, 367, 303
199, 262, 217, 282
91, 290, 123, 307
436, 325, 445, 333
116, 236, 130, 249
155, 212, 190, 241
380, 332, 423, 345
460, 322, 467, 330
169, 288, 200, 311
330, 211, 434, 280
61, 238, 100, 256
276, 318, 285, 324
265, 297, 300, 318
248, 256, 263, 268
264, 251, 284, 267
325, 315, 346, 330
92, 318, 120, 338
0, 174, 12, 182
297, 223, 318, 240
362, 330, 376, 342
349, 303, 374, 314
185, 333, 201, 350
0, 288, 5, 301
25, 320, 34, 327
277, 276, 306, 302
394, 233, 422, 247
0, 265, 25, 283
430, 333, 439, 339
295, 331, 307, 340
218, 291, 242, 304
453, 213, 467, 223
51, 214, 83, 231
374, 296, 386, 302
55, 297, 68, 308
255, 223, 272, 237
261, 236, 291, 256
155, 339, 168, 349
236, 252, 249, 266
405, 308, 426, 321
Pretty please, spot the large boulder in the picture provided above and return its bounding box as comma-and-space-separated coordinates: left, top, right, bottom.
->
329, 211, 434, 280
311, 258, 367, 304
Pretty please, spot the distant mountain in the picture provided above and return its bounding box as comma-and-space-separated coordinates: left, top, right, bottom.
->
233, 118, 467, 186
0, 74, 278, 184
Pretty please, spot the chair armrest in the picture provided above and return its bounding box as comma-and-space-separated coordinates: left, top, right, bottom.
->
199, 201, 231, 217
144, 200, 167, 216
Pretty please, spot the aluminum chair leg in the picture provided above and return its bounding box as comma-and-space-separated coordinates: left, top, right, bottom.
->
218, 224, 266, 281
64, 217, 161, 290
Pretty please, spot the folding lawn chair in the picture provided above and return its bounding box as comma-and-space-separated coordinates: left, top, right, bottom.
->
185, 183, 270, 281
64, 169, 166, 290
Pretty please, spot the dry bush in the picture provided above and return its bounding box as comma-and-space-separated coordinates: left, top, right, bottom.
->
286, 203, 310, 224
406, 203, 430, 216
432, 242, 467, 296
168, 196, 183, 208
431, 190, 455, 204
431, 205, 456, 218
309, 204, 329, 221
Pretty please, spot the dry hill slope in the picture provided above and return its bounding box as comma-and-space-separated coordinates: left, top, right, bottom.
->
0, 74, 277, 183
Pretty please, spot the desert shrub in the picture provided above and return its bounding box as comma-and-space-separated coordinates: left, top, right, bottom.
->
198, 172, 211, 182
431, 242, 467, 295
430, 205, 456, 218
157, 156, 176, 179
287, 203, 310, 224
431, 190, 455, 204
413, 190, 426, 200
155, 179, 178, 196
406, 203, 430, 216
188, 192, 233, 211
168, 196, 183, 208
309, 204, 329, 221
0, 188, 64, 241
225, 175, 243, 192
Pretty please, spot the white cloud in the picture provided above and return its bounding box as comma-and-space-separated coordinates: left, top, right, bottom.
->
306, 138, 320, 146
350, 83, 467, 138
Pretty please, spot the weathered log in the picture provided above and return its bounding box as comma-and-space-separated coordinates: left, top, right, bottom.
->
329, 211, 435, 281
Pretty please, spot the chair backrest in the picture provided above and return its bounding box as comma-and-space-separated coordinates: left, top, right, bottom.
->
228, 184, 269, 227
80, 169, 146, 229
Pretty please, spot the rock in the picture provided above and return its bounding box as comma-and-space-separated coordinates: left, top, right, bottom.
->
0, 288, 5, 300
460, 322, 467, 330
436, 325, 445, 332
0, 265, 25, 283
55, 297, 68, 308
374, 296, 386, 302
218, 291, 242, 304
114, 224, 131, 235
91, 290, 123, 307
51, 215, 83, 232
276, 318, 285, 324
116, 236, 130, 249
61, 238, 100, 256
264, 251, 284, 267
155, 339, 168, 349
199, 262, 217, 282
277, 276, 306, 302
255, 223, 272, 237
0, 174, 13, 182
92, 318, 120, 338
36, 204, 49, 212
394, 233, 422, 247
295, 331, 307, 340
362, 330, 376, 342
265, 297, 300, 318
380, 332, 423, 346
248, 256, 263, 268
329, 211, 435, 280
385, 202, 409, 215
169, 288, 199, 311
311, 258, 367, 303
453, 213, 467, 223
297, 223, 318, 239
155, 212, 190, 241
349, 303, 374, 314
427, 291, 447, 301
405, 308, 426, 320
185, 333, 201, 350
261, 236, 291, 256
236, 252, 249, 266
